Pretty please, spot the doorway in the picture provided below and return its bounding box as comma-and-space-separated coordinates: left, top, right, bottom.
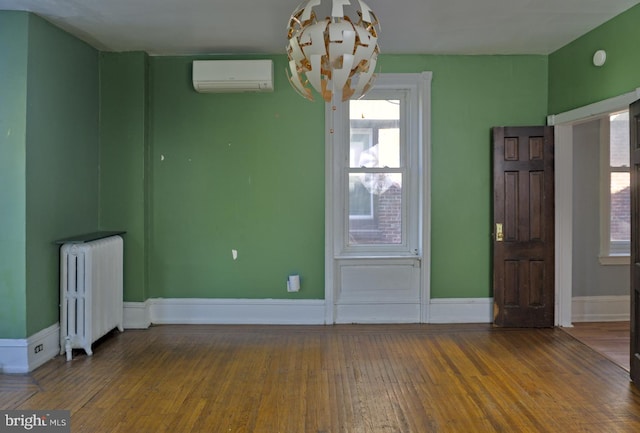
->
563, 321, 629, 370
550, 92, 638, 372
571, 113, 630, 323
548, 88, 640, 327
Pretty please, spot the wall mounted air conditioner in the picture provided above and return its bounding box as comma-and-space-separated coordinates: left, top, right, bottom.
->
192, 60, 273, 93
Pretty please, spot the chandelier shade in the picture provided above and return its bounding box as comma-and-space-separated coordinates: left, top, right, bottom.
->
286, 0, 380, 102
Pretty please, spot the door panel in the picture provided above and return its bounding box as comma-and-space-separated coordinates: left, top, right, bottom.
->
630, 99, 640, 384
493, 126, 554, 327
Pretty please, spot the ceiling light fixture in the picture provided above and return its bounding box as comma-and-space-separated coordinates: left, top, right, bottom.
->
286, 0, 380, 102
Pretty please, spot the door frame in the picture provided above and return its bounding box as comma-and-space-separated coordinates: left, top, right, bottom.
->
547, 87, 640, 327
323, 72, 432, 324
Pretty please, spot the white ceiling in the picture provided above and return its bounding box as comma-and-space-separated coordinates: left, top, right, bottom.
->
1, 0, 638, 55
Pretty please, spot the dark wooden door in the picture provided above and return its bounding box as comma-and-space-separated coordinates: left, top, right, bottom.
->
492, 126, 554, 327
630, 99, 640, 384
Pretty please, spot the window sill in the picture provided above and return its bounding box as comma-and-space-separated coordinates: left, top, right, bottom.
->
598, 255, 630, 265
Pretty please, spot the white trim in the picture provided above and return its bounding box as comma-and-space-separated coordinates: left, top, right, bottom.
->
149, 298, 326, 325
326, 72, 432, 324
130, 297, 494, 325
0, 338, 28, 373
123, 301, 151, 329
419, 71, 433, 324
428, 298, 493, 324
599, 113, 631, 259
598, 255, 630, 265
599, 116, 612, 258
28, 323, 60, 372
333, 79, 421, 257
572, 295, 630, 322
325, 101, 336, 324
554, 124, 574, 327
132, 297, 493, 326
547, 88, 640, 126
549, 88, 640, 327
0, 323, 60, 374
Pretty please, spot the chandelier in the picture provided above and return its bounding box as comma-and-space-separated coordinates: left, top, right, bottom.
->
286, 0, 380, 102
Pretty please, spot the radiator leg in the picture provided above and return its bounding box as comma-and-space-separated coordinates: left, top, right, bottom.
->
65, 338, 72, 362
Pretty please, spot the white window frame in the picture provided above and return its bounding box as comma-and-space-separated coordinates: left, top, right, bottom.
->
599, 111, 630, 265
333, 77, 421, 257
323, 72, 432, 324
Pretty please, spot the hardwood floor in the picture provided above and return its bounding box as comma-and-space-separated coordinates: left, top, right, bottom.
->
2, 324, 640, 432
562, 321, 630, 371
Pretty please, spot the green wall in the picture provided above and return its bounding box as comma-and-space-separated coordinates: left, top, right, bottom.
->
381, 55, 549, 298
0, 12, 29, 339
24, 14, 100, 336
0, 12, 100, 338
99, 52, 149, 302
93, 3, 640, 307
6, 3, 639, 339
139, 54, 548, 301
147, 55, 326, 299
548, 3, 640, 114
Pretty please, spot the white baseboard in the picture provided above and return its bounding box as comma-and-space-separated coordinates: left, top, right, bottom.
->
428, 298, 493, 324
0, 323, 60, 374
124, 301, 151, 329
129, 298, 494, 326
149, 298, 326, 325
572, 295, 630, 322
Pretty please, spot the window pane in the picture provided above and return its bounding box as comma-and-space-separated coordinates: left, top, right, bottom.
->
610, 111, 629, 167
350, 99, 400, 168
610, 172, 630, 242
348, 173, 402, 245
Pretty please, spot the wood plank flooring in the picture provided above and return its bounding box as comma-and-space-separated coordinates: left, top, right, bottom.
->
2, 324, 640, 432
562, 321, 630, 371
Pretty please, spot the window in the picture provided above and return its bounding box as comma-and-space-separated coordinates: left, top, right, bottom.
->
326, 72, 431, 324
600, 110, 630, 263
348, 98, 403, 245
331, 73, 427, 257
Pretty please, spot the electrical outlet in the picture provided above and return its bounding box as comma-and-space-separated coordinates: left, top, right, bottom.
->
34, 344, 43, 354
